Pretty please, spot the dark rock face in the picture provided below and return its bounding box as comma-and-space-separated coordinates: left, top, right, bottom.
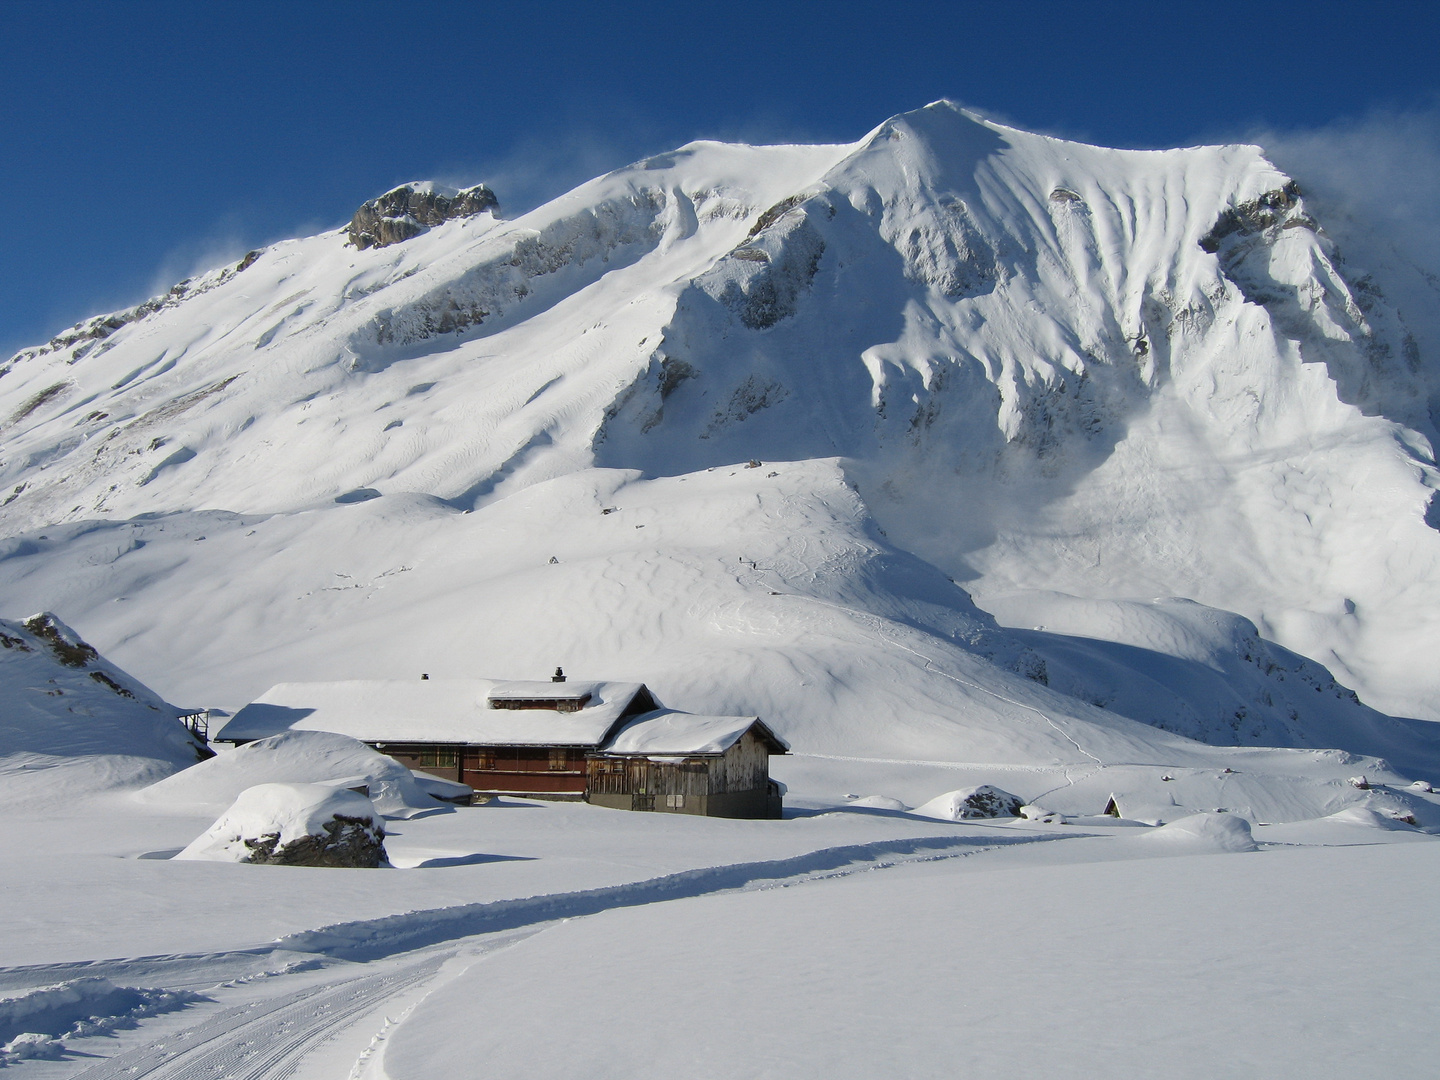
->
348, 184, 499, 250
954, 785, 1025, 818
22, 612, 99, 667
1199, 180, 1310, 254
243, 813, 388, 868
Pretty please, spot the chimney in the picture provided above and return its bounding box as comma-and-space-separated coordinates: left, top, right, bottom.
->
421, 673, 430, 680
552, 666, 566, 683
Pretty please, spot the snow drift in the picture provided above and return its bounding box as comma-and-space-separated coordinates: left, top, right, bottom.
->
1134, 812, 1259, 853
0, 977, 197, 1047
140, 730, 444, 818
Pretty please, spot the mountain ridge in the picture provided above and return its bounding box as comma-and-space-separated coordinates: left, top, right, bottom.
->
2, 100, 1438, 769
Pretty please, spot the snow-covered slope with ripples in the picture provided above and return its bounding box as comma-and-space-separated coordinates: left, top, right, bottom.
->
3, 100, 1439, 781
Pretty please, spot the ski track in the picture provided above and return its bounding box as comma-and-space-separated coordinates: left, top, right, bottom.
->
26, 833, 1068, 1079
64, 954, 449, 1080
271, 833, 1058, 962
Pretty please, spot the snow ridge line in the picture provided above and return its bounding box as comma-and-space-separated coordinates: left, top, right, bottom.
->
274, 833, 1055, 962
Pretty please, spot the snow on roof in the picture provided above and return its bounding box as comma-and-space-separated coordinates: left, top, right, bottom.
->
213, 680, 647, 746
488, 681, 599, 702
600, 710, 789, 757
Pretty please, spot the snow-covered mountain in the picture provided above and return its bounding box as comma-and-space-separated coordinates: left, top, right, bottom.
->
3, 101, 1439, 783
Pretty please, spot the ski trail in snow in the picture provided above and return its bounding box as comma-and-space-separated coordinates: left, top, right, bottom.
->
64, 953, 452, 1080
0, 836, 1061, 998
272, 834, 1056, 962
874, 625, 1107, 774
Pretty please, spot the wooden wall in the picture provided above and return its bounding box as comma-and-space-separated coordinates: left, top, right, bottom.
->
372, 726, 780, 816
709, 730, 771, 794
585, 728, 775, 810
461, 745, 587, 794
371, 742, 462, 783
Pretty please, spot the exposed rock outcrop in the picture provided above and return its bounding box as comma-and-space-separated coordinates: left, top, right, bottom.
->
702, 196, 828, 330
913, 785, 1026, 819
175, 783, 388, 867
242, 812, 386, 867
348, 183, 499, 250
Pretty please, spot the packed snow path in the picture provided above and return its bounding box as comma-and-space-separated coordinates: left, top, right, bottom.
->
63, 953, 449, 1080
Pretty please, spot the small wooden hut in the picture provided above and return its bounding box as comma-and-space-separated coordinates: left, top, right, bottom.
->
587, 712, 787, 818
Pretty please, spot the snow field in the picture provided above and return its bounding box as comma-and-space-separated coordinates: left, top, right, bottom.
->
374, 837, 1440, 1080
0, 755, 1433, 1078
4, 462, 1434, 793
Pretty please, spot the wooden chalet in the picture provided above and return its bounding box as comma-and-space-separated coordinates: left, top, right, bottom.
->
213, 675, 788, 818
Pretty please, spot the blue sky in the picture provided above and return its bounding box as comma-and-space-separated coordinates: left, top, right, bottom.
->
4, 0, 1439, 357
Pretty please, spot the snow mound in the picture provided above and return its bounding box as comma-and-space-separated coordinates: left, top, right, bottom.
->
1135, 812, 1258, 853
0, 977, 197, 1047
0, 612, 205, 802
175, 782, 387, 866
913, 785, 1024, 820
1322, 806, 1416, 831
846, 795, 909, 811
411, 770, 476, 803
140, 730, 443, 818
1019, 804, 1063, 823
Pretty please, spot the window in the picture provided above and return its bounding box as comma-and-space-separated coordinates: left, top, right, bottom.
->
666, 794, 685, 809
549, 749, 569, 771
417, 748, 458, 768
477, 750, 497, 771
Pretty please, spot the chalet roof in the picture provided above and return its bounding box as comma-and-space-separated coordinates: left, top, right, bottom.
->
214, 679, 648, 747
488, 680, 599, 702
600, 710, 790, 757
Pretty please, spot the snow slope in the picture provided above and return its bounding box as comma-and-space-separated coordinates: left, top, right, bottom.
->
0, 612, 204, 804
2, 100, 1438, 774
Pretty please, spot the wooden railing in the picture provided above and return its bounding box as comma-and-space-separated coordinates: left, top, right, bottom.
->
177, 710, 209, 741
